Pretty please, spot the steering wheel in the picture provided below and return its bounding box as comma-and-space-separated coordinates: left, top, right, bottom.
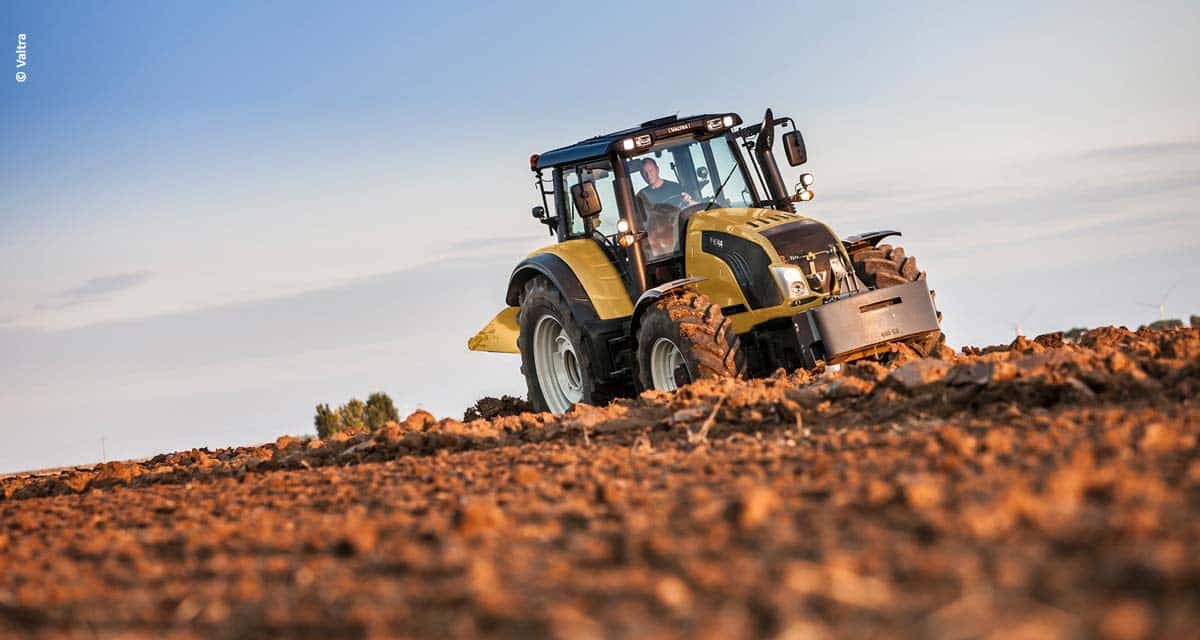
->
650, 201, 681, 215
650, 192, 700, 212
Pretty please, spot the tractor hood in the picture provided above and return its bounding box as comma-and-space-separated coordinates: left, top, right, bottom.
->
688, 207, 847, 294
679, 207, 853, 327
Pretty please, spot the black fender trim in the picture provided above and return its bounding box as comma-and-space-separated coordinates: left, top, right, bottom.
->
506, 253, 600, 324
629, 276, 707, 344
507, 253, 632, 384
841, 229, 901, 253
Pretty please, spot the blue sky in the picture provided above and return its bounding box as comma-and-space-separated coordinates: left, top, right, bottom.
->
1, 1, 1197, 471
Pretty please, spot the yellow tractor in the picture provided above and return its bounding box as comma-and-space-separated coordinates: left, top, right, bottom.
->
470, 109, 944, 413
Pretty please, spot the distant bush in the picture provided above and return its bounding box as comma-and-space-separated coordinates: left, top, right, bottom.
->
314, 403, 344, 439
365, 392, 399, 430
340, 398, 368, 432
315, 393, 400, 438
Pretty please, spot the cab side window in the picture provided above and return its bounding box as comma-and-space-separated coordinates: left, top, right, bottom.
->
562, 162, 621, 238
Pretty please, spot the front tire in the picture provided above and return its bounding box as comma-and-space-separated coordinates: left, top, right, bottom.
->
636, 291, 745, 391
518, 276, 602, 414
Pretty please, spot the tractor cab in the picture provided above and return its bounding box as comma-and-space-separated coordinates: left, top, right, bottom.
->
626, 132, 758, 265
529, 112, 809, 292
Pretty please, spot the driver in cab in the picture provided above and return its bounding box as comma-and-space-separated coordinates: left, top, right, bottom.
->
636, 158, 696, 208
637, 157, 695, 257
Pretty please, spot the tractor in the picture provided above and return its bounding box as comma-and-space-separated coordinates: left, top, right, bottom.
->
469, 109, 944, 413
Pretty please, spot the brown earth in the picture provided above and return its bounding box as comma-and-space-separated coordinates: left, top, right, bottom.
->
2, 326, 1198, 639
462, 395, 532, 422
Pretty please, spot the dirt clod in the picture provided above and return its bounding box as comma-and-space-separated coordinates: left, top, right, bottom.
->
464, 395, 532, 421
454, 498, 507, 537
732, 485, 780, 530
401, 409, 438, 431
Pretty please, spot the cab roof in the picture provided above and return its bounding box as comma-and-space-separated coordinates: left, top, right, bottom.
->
533, 113, 739, 171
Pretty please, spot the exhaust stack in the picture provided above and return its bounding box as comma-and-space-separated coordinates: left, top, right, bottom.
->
753, 108, 795, 212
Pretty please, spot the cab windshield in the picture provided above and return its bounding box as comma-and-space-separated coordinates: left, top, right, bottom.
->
627, 135, 754, 260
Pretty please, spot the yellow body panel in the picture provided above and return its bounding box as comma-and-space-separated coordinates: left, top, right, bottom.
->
467, 306, 520, 353
469, 208, 850, 353
685, 208, 848, 334
530, 240, 634, 319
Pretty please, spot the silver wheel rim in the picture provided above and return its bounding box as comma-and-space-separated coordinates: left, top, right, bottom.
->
533, 314, 583, 413
649, 337, 689, 391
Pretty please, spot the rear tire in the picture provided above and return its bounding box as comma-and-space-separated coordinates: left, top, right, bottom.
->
517, 276, 603, 413
636, 291, 746, 391
849, 243, 947, 357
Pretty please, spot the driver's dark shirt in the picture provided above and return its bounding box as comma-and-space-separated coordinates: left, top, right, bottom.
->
637, 180, 686, 207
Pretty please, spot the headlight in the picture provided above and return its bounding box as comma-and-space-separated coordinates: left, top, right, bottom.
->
770, 265, 809, 299
799, 173, 814, 187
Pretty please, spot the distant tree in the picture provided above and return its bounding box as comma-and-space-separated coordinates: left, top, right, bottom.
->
365, 392, 399, 430
339, 398, 368, 432
314, 403, 344, 438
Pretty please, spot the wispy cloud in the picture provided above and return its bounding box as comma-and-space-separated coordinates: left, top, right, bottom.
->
437, 233, 548, 257
40, 271, 154, 310
1078, 140, 1200, 160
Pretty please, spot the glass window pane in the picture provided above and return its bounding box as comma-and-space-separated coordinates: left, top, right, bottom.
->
563, 162, 621, 237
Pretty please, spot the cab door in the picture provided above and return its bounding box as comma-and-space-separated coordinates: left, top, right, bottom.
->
559, 162, 637, 293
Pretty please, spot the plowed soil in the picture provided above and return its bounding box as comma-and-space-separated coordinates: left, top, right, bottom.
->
2, 327, 1199, 639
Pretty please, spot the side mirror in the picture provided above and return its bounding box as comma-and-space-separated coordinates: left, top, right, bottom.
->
570, 181, 603, 218
531, 205, 546, 219
783, 130, 807, 166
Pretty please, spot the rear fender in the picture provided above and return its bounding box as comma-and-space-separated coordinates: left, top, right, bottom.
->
497, 242, 637, 383
505, 241, 634, 322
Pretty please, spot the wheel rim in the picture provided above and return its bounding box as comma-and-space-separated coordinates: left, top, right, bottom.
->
532, 314, 583, 413
649, 338, 690, 391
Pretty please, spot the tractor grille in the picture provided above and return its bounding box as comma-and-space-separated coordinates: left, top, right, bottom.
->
760, 220, 841, 295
